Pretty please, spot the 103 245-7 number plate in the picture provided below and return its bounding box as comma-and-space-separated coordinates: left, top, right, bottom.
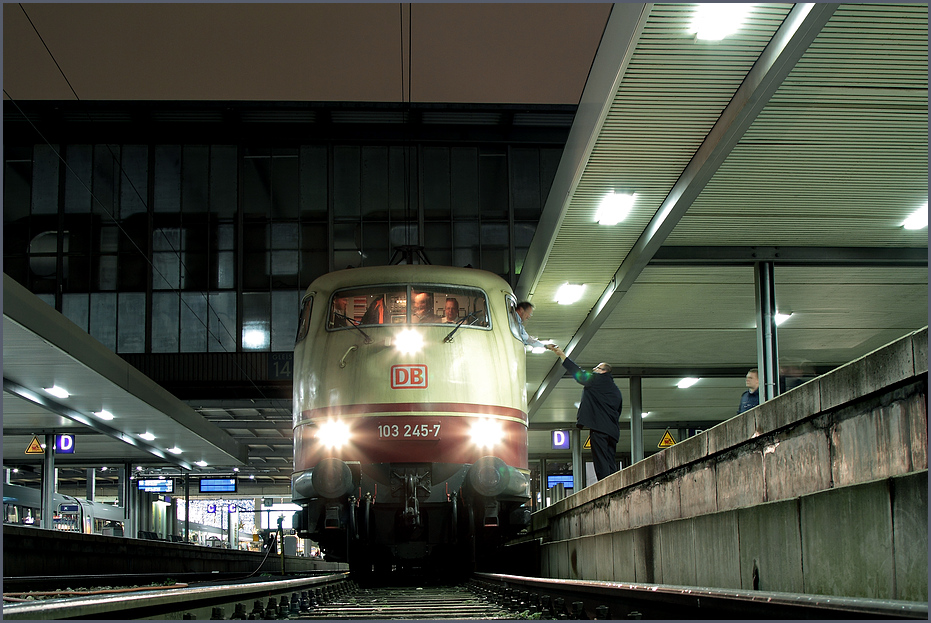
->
377, 420, 441, 440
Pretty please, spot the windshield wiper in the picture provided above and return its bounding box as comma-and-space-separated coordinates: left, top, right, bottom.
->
443, 310, 483, 343
334, 312, 373, 344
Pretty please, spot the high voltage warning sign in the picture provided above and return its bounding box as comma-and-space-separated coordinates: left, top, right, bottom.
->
583, 436, 591, 449
25, 437, 44, 454
658, 429, 677, 448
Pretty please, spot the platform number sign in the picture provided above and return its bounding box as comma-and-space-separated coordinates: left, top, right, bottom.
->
55, 434, 75, 454
552, 430, 570, 450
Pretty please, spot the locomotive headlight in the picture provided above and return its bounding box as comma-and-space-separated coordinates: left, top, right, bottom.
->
470, 418, 504, 448
395, 329, 423, 354
316, 420, 350, 449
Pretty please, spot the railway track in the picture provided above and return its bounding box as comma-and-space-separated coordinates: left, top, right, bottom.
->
4, 570, 926, 619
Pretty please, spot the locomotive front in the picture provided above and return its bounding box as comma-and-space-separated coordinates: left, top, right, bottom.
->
291, 265, 531, 573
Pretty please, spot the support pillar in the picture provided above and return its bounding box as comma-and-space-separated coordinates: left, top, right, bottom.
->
754, 261, 780, 401
629, 376, 644, 464
41, 434, 55, 529
85, 468, 96, 501
570, 428, 582, 491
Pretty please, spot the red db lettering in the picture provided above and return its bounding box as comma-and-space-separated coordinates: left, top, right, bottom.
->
391, 365, 428, 389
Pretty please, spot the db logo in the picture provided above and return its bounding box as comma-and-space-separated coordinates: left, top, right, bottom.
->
391, 364, 428, 389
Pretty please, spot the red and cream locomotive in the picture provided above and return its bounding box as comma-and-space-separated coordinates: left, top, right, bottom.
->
291, 264, 531, 574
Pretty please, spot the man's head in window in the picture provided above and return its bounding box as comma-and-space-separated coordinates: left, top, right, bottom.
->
412, 292, 438, 323
443, 298, 460, 323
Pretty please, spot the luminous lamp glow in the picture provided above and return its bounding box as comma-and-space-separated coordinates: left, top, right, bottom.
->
690, 4, 753, 41
316, 419, 351, 449
903, 203, 928, 230
555, 283, 584, 305
470, 418, 504, 448
596, 192, 636, 225
677, 377, 700, 389
395, 328, 424, 354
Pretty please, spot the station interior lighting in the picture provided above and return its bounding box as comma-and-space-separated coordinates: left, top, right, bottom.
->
690, 3, 753, 40
168, 446, 182, 454
195, 461, 208, 467
775, 312, 792, 325
44, 385, 70, 398
903, 203, 928, 230
140, 432, 156, 441
596, 192, 636, 225
555, 283, 585, 305
94, 410, 114, 420
677, 377, 700, 389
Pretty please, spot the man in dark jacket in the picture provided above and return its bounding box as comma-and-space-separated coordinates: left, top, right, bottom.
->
737, 368, 760, 414
547, 344, 622, 481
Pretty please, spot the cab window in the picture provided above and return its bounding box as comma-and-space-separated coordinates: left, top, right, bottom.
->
326, 285, 489, 329
295, 295, 313, 344
506, 294, 523, 342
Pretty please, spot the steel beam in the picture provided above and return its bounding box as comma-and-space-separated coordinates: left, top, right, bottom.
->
528, 4, 839, 417
651, 245, 929, 266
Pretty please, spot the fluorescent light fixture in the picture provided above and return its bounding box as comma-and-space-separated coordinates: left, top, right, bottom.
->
242, 327, 269, 350
195, 460, 208, 467
45, 386, 70, 399
94, 410, 114, 420
774, 312, 792, 326
249, 474, 255, 480
555, 283, 585, 305
677, 377, 700, 389
903, 203, 928, 230
135, 466, 143, 471
100, 466, 108, 471
139, 432, 156, 441
596, 192, 636, 225
233, 467, 240, 472
168, 446, 182, 454
642, 412, 650, 418
690, 4, 753, 40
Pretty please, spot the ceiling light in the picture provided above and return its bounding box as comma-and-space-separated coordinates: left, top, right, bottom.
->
555, 283, 584, 305
135, 466, 143, 471
100, 466, 108, 471
677, 377, 700, 389
195, 460, 207, 467
596, 192, 636, 225
642, 412, 650, 418
690, 4, 753, 40
774, 312, 792, 326
903, 203, 928, 230
139, 432, 156, 441
94, 410, 114, 420
44, 386, 70, 399
249, 474, 255, 480
242, 327, 269, 350
168, 446, 182, 454
233, 467, 240, 472
13, 468, 19, 473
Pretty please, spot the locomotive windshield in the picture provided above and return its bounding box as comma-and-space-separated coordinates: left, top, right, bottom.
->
327, 285, 489, 330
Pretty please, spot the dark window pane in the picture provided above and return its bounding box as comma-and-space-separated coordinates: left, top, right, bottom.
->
92, 144, 119, 218
4, 153, 32, 223
243, 149, 271, 219
510, 147, 541, 220
361, 147, 389, 219
451, 147, 479, 219
180, 292, 208, 352
152, 291, 179, 353
64, 144, 93, 213
478, 149, 507, 220
117, 292, 145, 353
32, 143, 60, 215
422, 147, 450, 220
389, 146, 416, 220
334, 146, 360, 218
210, 145, 238, 217
540, 147, 562, 207
120, 145, 148, 218
153, 145, 181, 213
272, 150, 299, 219
361, 221, 389, 266
243, 251, 269, 290
89, 292, 117, 351
424, 222, 451, 267
299, 145, 328, 220
182, 145, 209, 214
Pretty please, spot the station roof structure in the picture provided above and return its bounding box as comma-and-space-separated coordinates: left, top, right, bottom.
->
2, 3, 927, 493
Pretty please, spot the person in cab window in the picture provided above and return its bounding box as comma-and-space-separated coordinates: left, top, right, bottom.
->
330, 296, 351, 327
412, 292, 441, 323
515, 301, 545, 348
441, 298, 460, 323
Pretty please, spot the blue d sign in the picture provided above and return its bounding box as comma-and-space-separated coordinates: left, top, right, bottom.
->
55, 434, 75, 454
552, 430, 570, 450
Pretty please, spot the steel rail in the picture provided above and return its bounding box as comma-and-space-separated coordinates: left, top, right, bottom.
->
2, 572, 350, 620
474, 573, 929, 620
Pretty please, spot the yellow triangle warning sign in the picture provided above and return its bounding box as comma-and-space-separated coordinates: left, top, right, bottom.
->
658, 429, 677, 448
583, 436, 591, 449
25, 436, 44, 454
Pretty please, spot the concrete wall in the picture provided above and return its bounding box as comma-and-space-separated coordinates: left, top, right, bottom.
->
530, 328, 928, 602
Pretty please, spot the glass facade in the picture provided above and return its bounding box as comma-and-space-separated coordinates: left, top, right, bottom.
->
4, 134, 562, 356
